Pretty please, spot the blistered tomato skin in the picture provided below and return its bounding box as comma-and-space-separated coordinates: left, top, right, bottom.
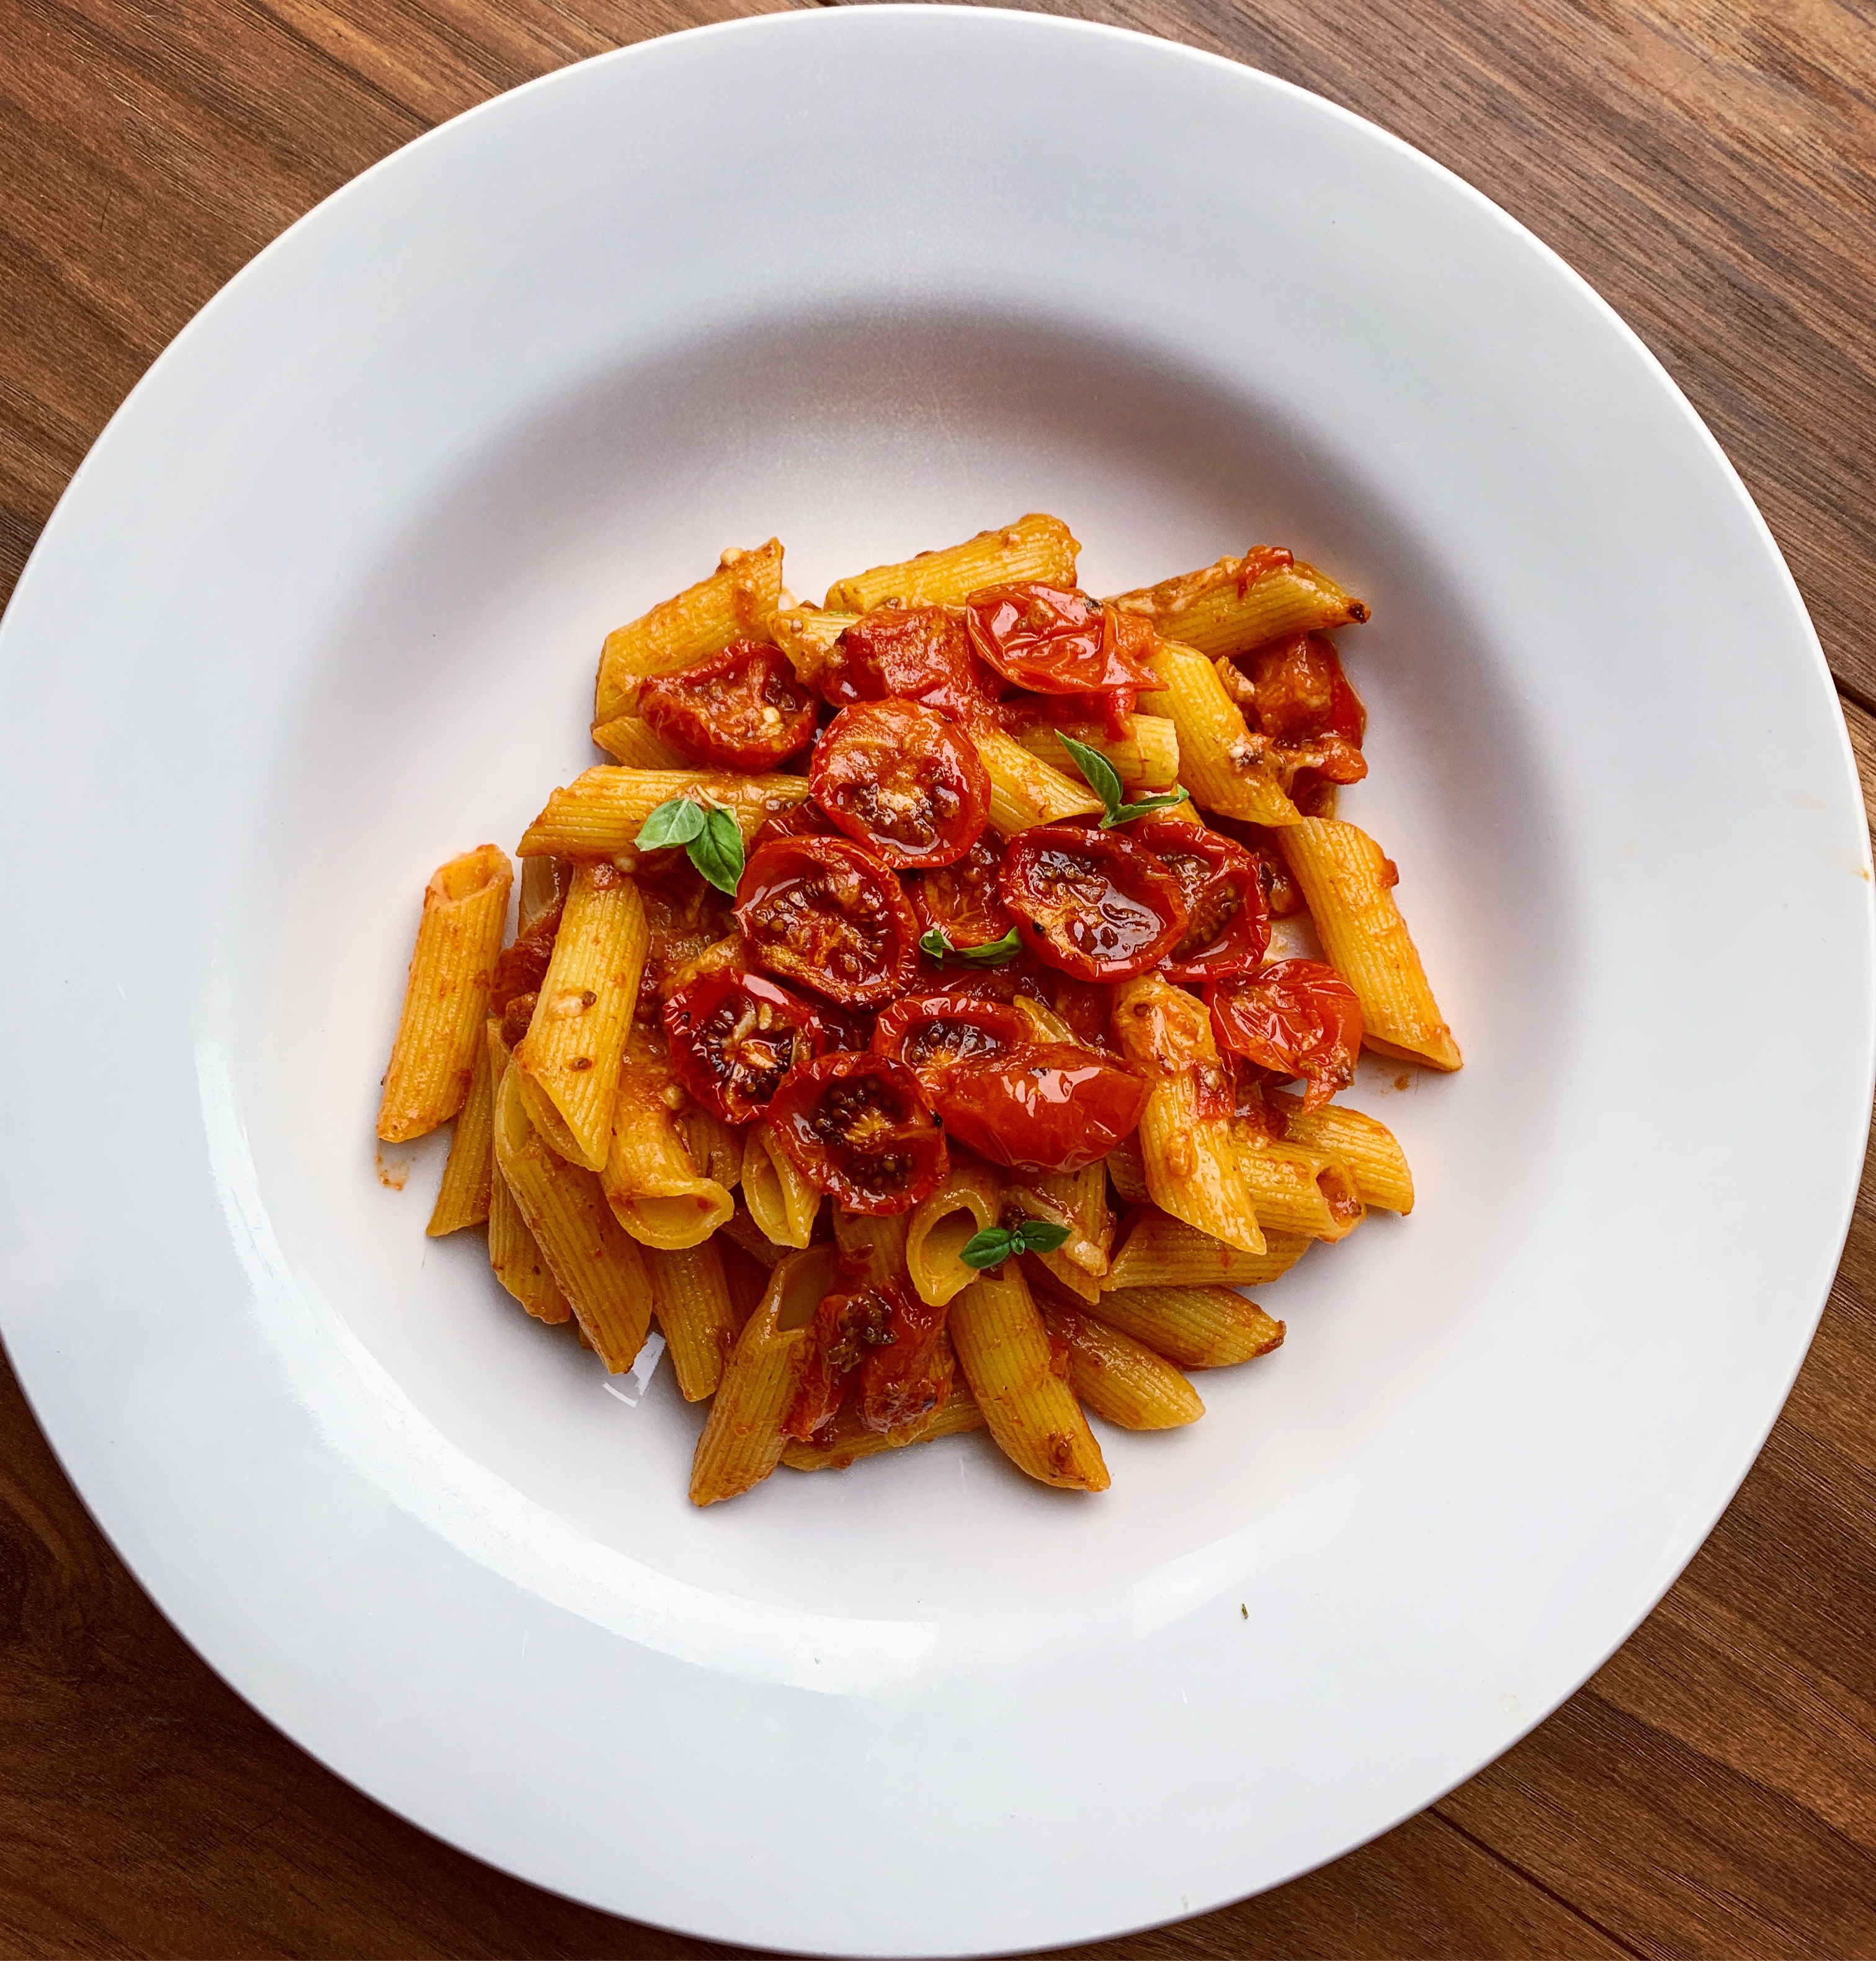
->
663, 970, 823, 1124
963, 584, 1161, 700
1208, 958, 1364, 1112
734, 836, 921, 1008
1129, 818, 1271, 984
767, 1053, 949, 1215
909, 831, 1012, 950
872, 990, 1030, 1095
934, 1042, 1151, 1176
810, 699, 991, 870
998, 826, 1189, 982
639, 640, 817, 770
823, 605, 997, 725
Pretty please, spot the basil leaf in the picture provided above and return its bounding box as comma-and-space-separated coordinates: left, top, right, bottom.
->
920, 926, 1023, 968
1103, 787, 1190, 829
1056, 732, 1125, 813
687, 805, 746, 896
1012, 1218, 1071, 1255
634, 797, 707, 851
919, 927, 954, 962
958, 1226, 1018, 1271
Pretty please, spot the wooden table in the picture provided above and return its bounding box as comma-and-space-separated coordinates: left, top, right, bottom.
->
4, 2, 1874, 1954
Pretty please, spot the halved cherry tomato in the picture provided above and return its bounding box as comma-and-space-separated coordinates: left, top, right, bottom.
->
909, 831, 1012, 950
872, 989, 1030, 1095
963, 583, 1161, 707
934, 1042, 1150, 1176
491, 902, 561, 1013
663, 970, 824, 1124
823, 605, 996, 725
998, 825, 1189, 982
784, 1280, 954, 1439
1208, 959, 1363, 1112
639, 640, 816, 770
1235, 632, 1367, 813
1130, 818, 1270, 983
810, 700, 991, 870
857, 1295, 954, 1436
767, 1053, 949, 1214
735, 836, 921, 1008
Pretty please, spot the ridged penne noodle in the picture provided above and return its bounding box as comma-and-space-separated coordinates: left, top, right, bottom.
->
514, 864, 648, 1170
1043, 1305, 1204, 1430
645, 1238, 740, 1400
589, 714, 689, 769
1139, 638, 1297, 826
482, 1024, 570, 1322
824, 514, 1078, 613
1011, 713, 1180, 790
741, 1123, 821, 1248
426, 1008, 498, 1235
1086, 1285, 1285, 1371
1103, 1133, 1151, 1205
602, 1025, 735, 1248
716, 1235, 773, 1324
905, 1155, 1004, 1306
493, 1061, 652, 1370
949, 1264, 1108, 1491
689, 1244, 838, 1506
781, 1378, 985, 1471
518, 767, 814, 858
831, 1207, 911, 1288
972, 725, 1104, 832
378, 844, 512, 1143
1107, 551, 1368, 659
1278, 818, 1462, 1071
676, 1104, 744, 1192
1110, 977, 1264, 1256
594, 539, 784, 726
1010, 1163, 1110, 1303
769, 605, 857, 687
1235, 1129, 1365, 1241
1266, 1091, 1414, 1213
1105, 1207, 1310, 1291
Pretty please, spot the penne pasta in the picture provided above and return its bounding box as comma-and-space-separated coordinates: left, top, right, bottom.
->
780, 1378, 985, 1471
1103, 1133, 1151, 1205
378, 844, 512, 1143
602, 1025, 735, 1248
769, 605, 857, 688
427, 1007, 498, 1235
589, 713, 689, 769
1111, 976, 1265, 1256
482, 1024, 570, 1322
1043, 1304, 1204, 1430
1266, 1091, 1414, 1213
1107, 550, 1368, 659
949, 1264, 1108, 1491
825, 514, 1078, 613
517, 767, 813, 859
905, 1155, 1004, 1307
1104, 1207, 1310, 1291
675, 1104, 744, 1193
1278, 818, 1462, 1071
1009, 1162, 1110, 1303
1139, 638, 1298, 826
1011, 713, 1180, 790
594, 539, 784, 726
645, 1238, 741, 1401
972, 725, 1104, 832
1235, 1128, 1365, 1242
493, 1060, 653, 1370
831, 1207, 911, 1289
689, 1244, 838, 1505
1084, 1284, 1285, 1372
514, 863, 648, 1170
721, 1200, 788, 1269
517, 853, 572, 936
741, 1122, 822, 1249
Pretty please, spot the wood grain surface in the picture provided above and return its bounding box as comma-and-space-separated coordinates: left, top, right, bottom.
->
3, 1, 1874, 1955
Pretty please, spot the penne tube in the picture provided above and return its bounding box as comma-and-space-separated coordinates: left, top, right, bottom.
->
646, 1238, 741, 1400
949, 1264, 1109, 1491
594, 539, 784, 725
1103, 1133, 1151, 1205
514, 863, 648, 1170
1008, 1163, 1110, 1304
378, 845, 513, 1142
676, 1104, 744, 1193
1043, 1304, 1204, 1430
741, 1123, 821, 1249
602, 1025, 735, 1249
825, 514, 1078, 613
1277, 819, 1462, 1071
1107, 551, 1368, 659
972, 725, 1104, 832
517, 853, 572, 936
589, 714, 689, 769
717, 1233, 774, 1325
769, 605, 857, 688
1139, 638, 1298, 826
426, 1008, 498, 1236
781, 1377, 984, 1471
493, 1060, 652, 1370
1266, 1091, 1414, 1213
1085, 1284, 1285, 1372
1111, 977, 1264, 1256
722, 1200, 788, 1268
1011, 713, 1180, 790
1235, 1128, 1365, 1241
517, 767, 814, 859
832, 1207, 911, 1289
482, 1024, 570, 1321
905, 1155, 1004, 1307
689, 1244, 838, 1505
1105, 1207, 1310, 1291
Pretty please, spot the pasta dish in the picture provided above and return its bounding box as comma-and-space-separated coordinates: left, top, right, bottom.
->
376, 516, 1460, 1503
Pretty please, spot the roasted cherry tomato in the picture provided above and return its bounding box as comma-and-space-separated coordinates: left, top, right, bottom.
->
810, 699, 991, 870
735, 836, 921, 1008
784, 1281, 954, 1440
491, 903, 562, 1013
823, 605, 996, 725
1235, 632, 1367, 813
934, 1042, 1150, 1176
872, 990, 1030, 1095
963, 583, 1161, 704
1208, 959, 1364, 1112
662, 970, 824, 1124
767, 1053, 949, 1215
857, 1294, 954, 1436
909, 831, 1012, 950
640, 639, 816, 770
1130, 818, 1270, 983
998, 825, 1189, 982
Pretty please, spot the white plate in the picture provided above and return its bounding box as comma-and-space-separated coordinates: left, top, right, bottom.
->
1, 9, 1868, 1953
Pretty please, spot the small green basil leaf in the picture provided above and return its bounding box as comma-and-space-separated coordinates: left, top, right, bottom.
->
1012, 1218, 1073, 1256
634, 796, 707, 851
958, 1226, 1018, 1271
1055, 731, 1125, 813
1101, 786, 1192, 829
919, 927, 954, 962
921, 926, 1023, 968
687, 806, 746, 896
